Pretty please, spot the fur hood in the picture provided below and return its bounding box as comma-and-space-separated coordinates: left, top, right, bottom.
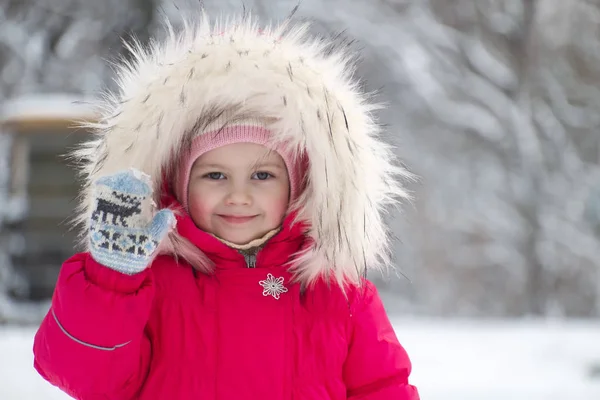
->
73, 12, 412, 287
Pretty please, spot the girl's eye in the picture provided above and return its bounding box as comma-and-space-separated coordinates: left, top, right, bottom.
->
204, 172, 225, 180
252, 171, 273, 180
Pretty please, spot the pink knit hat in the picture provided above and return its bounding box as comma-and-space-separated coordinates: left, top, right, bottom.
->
175, 117, 303, 211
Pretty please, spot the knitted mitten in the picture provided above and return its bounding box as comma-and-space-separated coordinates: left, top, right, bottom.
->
89, 169, 175, 274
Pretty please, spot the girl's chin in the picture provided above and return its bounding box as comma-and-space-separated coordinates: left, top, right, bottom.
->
217, 230, 261, 245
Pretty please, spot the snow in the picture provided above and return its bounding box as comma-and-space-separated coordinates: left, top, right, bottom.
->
0, 94, 95, 125
2, 318, 599, 399
396, 318, 600, 400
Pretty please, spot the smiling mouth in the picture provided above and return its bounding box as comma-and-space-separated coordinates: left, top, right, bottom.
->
218, 215, 257, 224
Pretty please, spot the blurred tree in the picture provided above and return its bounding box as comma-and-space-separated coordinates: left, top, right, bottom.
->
398, 0, 600, 316
0, 0, 158, 97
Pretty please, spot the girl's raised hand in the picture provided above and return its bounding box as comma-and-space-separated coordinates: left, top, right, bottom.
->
89, 169, 175, 274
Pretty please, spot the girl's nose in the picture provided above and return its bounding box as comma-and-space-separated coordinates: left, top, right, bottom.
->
225, 184, 252, 206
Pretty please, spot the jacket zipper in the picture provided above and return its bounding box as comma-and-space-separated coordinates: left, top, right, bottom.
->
243, 252, 257, 268
241, 244, 267, 268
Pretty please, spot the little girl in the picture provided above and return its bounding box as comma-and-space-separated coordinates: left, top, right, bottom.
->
33, 12, 419, 400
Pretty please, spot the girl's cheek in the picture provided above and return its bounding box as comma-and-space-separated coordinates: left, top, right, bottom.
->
191, 196, 209, 214
188, 193, 201, 211
188, 188, 209, 215
189, 202, 212, 230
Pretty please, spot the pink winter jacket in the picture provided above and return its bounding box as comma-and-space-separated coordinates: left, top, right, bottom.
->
33, 207, 419, 399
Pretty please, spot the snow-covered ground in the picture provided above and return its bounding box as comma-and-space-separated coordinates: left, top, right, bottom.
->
2, 318, 600, 399
395, 318, 600, 400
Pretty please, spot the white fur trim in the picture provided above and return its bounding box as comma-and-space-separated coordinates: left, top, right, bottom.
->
72, 12, 413, 287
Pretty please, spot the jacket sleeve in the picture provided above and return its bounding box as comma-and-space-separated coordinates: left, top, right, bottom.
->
343, 280, 419, 400
33, 252, 155, 399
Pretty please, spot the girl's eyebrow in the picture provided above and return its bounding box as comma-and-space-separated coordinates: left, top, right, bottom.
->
252, 162, 285, 170
193, 162, 284, 170
194, 163, 226, 170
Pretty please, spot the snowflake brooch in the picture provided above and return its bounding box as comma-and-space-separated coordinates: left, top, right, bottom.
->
259, 273, 288, 300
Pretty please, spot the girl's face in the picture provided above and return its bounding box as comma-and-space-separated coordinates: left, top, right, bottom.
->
187, 142, 290, 245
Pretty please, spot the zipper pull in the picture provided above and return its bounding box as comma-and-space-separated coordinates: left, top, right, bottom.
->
244, 253, 257, 268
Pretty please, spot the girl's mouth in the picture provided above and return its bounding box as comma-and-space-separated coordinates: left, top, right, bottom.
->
218, 215, 257, 224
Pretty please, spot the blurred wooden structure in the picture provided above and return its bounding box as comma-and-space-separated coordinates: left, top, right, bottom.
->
1, 95, 96, 299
